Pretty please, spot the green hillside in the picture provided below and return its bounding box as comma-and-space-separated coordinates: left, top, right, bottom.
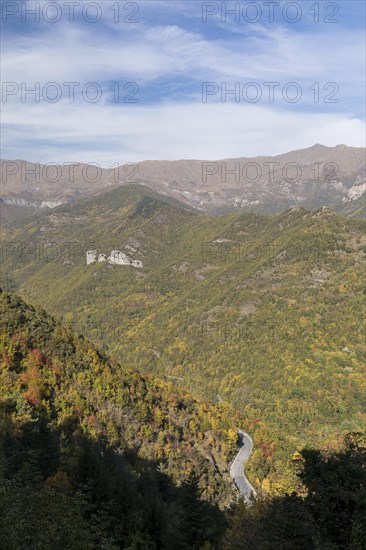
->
1, 291, 365, 549
1, 185, 365, 494
0, 290, 242, 548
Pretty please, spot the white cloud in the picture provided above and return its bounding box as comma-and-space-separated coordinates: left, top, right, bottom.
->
1, 3, 364, 163
2, 15, 364, 85
2, 99, 364, 165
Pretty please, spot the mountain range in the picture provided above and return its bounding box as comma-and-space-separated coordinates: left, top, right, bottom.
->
1, 144, 365, 221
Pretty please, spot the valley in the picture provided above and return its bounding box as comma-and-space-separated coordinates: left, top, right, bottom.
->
1, 183, 365, 496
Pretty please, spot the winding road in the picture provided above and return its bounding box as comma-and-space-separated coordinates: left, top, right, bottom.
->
230, 429, 257, 505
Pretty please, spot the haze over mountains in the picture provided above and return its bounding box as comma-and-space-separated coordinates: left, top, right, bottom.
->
1, 144, 365, 221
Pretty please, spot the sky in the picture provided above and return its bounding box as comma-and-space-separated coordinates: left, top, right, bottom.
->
1, 0, 365, 165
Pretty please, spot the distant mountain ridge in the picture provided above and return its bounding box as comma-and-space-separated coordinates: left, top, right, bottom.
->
1, 144, 365, 220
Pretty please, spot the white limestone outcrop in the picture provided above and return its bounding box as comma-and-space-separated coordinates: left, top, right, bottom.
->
132, 260, 143, 268
108, 250, 132, 265
86, 249, 143, 268
87, 250, 97, 265
343, 182, 366, 201
40, 200, 64, 208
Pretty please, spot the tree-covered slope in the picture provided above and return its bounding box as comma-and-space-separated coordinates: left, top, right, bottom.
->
0, 290, 242, 549
1, 291, 365, 549
1, 185, 365, 494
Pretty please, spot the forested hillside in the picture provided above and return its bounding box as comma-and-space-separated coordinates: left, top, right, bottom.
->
0, 291, 241, 548
1, 185, 365, 493
1, 291, 365, 549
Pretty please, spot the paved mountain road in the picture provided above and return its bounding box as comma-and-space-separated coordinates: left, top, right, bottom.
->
229, 430, 257, 505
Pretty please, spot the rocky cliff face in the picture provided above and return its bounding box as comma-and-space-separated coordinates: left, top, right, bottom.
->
87, 249, 143, 268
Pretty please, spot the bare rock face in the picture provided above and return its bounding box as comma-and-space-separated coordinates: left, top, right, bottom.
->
40, 200, 64, 209
86, 250, 143, 268
343, 182, 366, 202
87, 250, 97, 265
108, 250, 132, 265
132, 260, 143, 268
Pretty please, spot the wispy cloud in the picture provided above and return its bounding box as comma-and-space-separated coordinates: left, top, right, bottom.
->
1, 0, 364, 161
2, 100, 364, 165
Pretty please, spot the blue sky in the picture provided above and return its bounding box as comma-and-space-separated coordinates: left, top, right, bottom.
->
1, 0, 365, 165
